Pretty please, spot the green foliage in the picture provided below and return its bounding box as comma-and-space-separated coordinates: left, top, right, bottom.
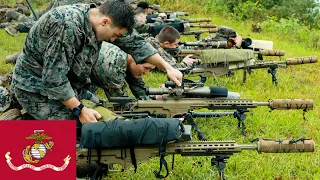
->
0, 0, 16, 6
233, 1, 267, 22
0, 0, 50, 9
261, 17, 320, 49
194, 0, 320, 29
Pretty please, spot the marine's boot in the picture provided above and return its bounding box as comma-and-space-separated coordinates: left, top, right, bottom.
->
5, 24, 18, 36
0, 22, 9, 29
16, 4, 24, 14
5, 10, 28, 22
5, 52, 20, 64
0, 74, 12, 86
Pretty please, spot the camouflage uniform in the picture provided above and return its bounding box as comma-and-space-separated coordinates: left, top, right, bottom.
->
135, 17, 166, 34
202, 26, 237, 42
3, 0, 101, 33
91, 42, 148, 100
12, 4, 157, 120
0, 3, 30, 23
146, 37, 187, 70
135, 19, 150, 34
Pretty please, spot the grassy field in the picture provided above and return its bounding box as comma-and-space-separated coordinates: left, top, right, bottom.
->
1, 1, 320, 180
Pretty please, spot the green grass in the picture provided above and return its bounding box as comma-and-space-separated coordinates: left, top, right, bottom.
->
1, 1, 320, 179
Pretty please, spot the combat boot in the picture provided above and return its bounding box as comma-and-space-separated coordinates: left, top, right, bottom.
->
5, 10, 27, 22
5, 52, 20, 64
5, 25, 18, 36
0, 22, 9, 29
16, 4, 25, 14
5, 10, 19, 22
0, 74, 12, 86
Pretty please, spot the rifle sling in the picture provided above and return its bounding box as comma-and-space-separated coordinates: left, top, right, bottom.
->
127, 130, 138, 173
92, 132, 105, 180
154, 123, 170, 178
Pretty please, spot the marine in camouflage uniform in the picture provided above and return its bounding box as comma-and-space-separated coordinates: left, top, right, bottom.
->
202, 26, 237, 42
2, 0, 102, 35
0, 2, 30, 23
135, 19, 150, 34
12, 4, 158, 120
3, 0, 103, 63
91, 42, 148, 100
146, 37, 187, 70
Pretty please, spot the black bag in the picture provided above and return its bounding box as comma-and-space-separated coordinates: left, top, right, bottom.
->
80, 118, 183, 149
80, 118, 184, 179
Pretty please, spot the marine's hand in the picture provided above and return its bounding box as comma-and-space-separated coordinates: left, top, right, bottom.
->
166, 67, 182, 86
182, 54, 196, 66
79, 107, 101, 124
158, 13, 167, 19
229, 35, 242, 47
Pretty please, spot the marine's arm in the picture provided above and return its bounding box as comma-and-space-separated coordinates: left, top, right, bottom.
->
113, 30, 182, 86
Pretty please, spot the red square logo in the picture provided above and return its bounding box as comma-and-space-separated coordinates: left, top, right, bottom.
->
0, 120, 76, 180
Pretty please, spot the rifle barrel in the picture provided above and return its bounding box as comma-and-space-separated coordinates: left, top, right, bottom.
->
181, 28, 218, 35
183, 41, 228, 48
258, 50, 285, 56
190, 111, 235, 117
183, 18, 211, 23
286, 56, 318, 65
189, 24, 217, 28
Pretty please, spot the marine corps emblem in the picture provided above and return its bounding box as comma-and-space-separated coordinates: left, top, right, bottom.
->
22, 130, 54, 163
5, 130, 71, 171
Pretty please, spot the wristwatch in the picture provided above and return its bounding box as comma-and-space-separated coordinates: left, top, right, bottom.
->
72, 103, 84, 116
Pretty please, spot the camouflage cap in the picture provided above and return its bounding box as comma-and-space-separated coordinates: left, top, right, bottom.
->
217, 26, 237, 37
202, 26, 237, 42
0, 86, 12, 112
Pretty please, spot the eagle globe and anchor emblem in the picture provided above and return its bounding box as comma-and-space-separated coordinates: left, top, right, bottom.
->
23, 130, 54, 163
5, 130, 71, 171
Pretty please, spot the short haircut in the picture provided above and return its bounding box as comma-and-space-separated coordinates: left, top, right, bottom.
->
99, 0, 135, 33
158, 26, 180, 43
137, 2, 149, 9
134, 7, 146, 15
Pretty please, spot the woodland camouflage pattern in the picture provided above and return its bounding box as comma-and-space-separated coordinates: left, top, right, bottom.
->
12, 4, 157, 119
3, 0, 102, 33
202, 26, 237, 41
91, 42, 148, 100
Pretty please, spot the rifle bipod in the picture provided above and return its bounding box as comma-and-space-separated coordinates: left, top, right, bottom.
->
211, 155, 230, 180
268, 65, 278, 86
179, 113, 207, 141
195, 34, 201, 41
233, 109, 249, 136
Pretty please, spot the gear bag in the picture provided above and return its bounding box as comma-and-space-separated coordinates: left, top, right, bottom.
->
80, 118, 185, 179
80, 118, 183, 148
